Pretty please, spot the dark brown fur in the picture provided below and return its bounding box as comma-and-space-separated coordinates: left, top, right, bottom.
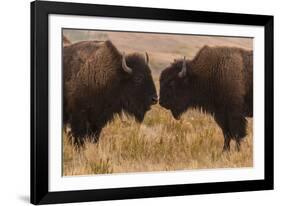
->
63, 40, 157, 145
159, 46, 253, 151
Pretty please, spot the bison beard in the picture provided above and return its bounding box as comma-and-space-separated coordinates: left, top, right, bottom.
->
159, 46, 253, 151
63, 40, 157, 145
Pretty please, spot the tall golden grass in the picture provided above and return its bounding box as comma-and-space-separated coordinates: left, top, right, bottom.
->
63, 105, 253, 176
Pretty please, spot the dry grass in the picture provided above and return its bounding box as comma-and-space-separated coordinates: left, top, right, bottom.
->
63, 107, 253, 176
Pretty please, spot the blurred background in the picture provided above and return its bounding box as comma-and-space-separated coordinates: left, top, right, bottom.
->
63, 29, 252, 78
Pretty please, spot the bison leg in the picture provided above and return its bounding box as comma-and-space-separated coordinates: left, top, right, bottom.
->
223, 134, 231, 152
227, 114, 247, 152
92, 130, 101, 143
235, 138, 241, 152
71, 113, 88, 146
214, 112, 231, 152
88, 122, 102, 143
91, 127, 102, 143
215, 111, 247, 152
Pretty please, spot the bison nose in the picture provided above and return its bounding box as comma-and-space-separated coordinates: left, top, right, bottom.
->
151, 95, 158, 105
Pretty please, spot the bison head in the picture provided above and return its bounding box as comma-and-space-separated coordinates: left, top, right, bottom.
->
120, 52, 158, 122
159, 57, 195, 120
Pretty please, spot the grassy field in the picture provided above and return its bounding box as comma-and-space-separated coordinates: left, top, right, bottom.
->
63, 30, 253, 176
63, 108, 253, 176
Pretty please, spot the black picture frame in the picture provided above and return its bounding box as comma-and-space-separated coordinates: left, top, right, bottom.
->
31, 0, 274, 204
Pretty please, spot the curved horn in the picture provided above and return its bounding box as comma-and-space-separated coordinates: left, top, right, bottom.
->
122, 52, 132, 74
178, 56, 187, 78
145, 52, 149, 64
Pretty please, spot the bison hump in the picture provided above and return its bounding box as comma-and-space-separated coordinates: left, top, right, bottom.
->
71, 40, 122, 93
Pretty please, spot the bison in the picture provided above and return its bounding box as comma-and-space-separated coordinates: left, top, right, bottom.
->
159, 46, 253, 151
64, 40, 158, 144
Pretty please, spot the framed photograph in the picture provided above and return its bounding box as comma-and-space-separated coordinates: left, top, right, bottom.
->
31, 0, 274, 204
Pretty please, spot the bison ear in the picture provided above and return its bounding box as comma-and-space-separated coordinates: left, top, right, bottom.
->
178, 56, 187, 78
145, 52, 149, 64
122, 52, 133, 74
